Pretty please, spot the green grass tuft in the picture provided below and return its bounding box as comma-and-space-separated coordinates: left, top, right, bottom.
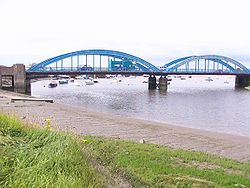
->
0, 113, 105, 188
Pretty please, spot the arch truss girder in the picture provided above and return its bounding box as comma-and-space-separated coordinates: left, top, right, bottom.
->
163, 56, 193, 69
28, 49, 160, 72
166, 55, 250, 73
207, 58, 235, 72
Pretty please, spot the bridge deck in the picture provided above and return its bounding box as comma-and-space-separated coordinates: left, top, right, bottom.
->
26, 71, 250, 79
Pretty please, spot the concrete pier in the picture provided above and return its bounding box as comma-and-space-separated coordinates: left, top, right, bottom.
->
235, 74, 250, 88
159, 76, 168, 90
0, 64, 30, 94
148, 75, 157, 89
148, 75, 169, 90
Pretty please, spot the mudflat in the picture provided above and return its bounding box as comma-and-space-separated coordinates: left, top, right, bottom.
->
1, 89, 250, 162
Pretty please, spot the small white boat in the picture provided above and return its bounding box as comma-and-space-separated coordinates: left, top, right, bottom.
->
85, 79, 94, 85
245, 86, 250, 90
59, 79, 69, 84
48, 81, 58, 88
75, 75, 87, 80
106, 74, 113, 79
69, 78, 75, 83
58, 75, 70, 79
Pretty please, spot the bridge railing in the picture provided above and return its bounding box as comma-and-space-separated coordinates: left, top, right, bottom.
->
28, 67, 109, 72
26, 66, 155, 73
164, 68, 243, 73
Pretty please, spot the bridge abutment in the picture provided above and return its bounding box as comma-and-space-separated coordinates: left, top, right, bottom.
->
0, 64, 30, 94
235, 74, 250, 88
25, 79, 31, 95
13, 64, 26, 93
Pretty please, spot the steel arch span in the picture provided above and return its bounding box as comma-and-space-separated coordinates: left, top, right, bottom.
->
163, 55, 250, 73
27, 49, 160, 72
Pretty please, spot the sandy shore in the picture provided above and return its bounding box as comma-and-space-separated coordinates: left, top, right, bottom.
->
1, 89, 250, 162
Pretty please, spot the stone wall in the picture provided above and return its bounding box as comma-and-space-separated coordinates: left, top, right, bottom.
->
0, 64, 29, 94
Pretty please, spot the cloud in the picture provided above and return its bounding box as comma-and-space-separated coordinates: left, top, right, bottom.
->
0, 0, 250, 67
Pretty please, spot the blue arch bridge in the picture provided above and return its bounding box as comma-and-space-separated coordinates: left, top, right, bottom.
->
1, 49, 250, 94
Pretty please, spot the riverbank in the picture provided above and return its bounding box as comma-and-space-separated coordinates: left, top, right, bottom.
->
1, 113, 250, 187
1, 89, 250, 162
0, 113, 106, 187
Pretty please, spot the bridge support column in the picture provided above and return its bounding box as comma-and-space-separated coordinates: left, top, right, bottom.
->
25, 79, 31, 95
13, 64, 27, 94
159, 76, 168, 90
148, 75, 157, 89
0, 64, 31, 94
235, 75, 250, 88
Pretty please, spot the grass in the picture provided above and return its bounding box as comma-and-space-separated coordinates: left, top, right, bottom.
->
83, 136, 250, 187
1, 113, 250, 187
0, 113, 106, 188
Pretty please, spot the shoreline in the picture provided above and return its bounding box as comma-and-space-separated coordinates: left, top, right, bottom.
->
1, 89, 250, 162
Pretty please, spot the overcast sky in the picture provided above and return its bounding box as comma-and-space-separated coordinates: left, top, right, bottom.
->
1, 0, 250, 67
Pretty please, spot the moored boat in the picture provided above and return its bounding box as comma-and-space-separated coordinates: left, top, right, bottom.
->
75, 75, 87, 80
59, 80, 69, 84
85, 79, 94, 85
48, 81, 58, 88
58, 75, 70, 79
93, 79, 99, 83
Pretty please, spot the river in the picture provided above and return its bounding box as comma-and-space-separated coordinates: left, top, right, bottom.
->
31, 75, 250, 137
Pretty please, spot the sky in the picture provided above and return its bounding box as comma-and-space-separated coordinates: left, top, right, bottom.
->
1, 0, 250, 67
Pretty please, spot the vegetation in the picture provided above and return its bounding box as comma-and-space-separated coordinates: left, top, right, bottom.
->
84, 136, 250, 187
0, 114, 106, 187
1, 113, 250, 187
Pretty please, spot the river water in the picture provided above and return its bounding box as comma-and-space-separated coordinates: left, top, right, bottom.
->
32, 75, 250, 137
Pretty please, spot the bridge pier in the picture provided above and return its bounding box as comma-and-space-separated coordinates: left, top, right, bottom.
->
235, 74, 250, 88
148, 75, 169, 90
158, 76, 168, 90
0, 64, 31, 94
148, 75, 157, 89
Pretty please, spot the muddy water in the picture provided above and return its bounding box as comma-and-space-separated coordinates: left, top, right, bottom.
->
32, 75, 250, 137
